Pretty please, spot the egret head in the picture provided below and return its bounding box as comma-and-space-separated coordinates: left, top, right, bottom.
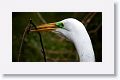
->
30, 18, 86, 42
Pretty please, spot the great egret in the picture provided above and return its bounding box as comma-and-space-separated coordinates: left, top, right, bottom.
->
31, 18, 95, 62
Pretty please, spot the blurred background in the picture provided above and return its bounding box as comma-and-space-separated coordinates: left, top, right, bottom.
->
12, 12, 102, 62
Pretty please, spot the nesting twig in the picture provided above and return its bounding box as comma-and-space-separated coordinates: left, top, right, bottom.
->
36, 12, 47, 24
18, 18, 46, 62
30, 19, 46, 62
89, 23, 102, 34
82, 13, 93, 24
82, 12, 97, 27
18, 23, 30, 62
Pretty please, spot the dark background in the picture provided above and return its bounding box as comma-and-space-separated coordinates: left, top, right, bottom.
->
12, 12, 102, 62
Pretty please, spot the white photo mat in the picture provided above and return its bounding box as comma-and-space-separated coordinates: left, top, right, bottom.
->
0, 0, 114, 74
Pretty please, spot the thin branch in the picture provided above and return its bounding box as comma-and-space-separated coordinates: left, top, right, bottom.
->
82, 13, 97, 27
36, 12, 47, 24
82, 12, 92, 24
18, 19, 47, 62
30, 19, 46, 62
85, 13, 97, 26
89, 23, 102, 34
18, 23, 30, 61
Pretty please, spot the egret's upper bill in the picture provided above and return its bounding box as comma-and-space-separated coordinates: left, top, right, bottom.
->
30, 22, 64, 32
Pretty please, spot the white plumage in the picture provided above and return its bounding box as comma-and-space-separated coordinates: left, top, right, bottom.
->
55, 18, 95, 62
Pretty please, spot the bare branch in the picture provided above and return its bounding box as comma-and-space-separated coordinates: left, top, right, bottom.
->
36, 12, 47, 24
18, 23, 30, 61
82, 13, 97, 27
82, 12, 92, 24
89, 23, 102, 34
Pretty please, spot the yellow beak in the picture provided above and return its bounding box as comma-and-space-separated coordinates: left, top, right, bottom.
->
30, 23, 57, 32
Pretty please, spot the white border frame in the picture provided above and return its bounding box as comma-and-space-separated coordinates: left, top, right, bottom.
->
0, 0, 114, 74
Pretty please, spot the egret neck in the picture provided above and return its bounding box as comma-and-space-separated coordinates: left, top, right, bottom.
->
72, 29, 95, 62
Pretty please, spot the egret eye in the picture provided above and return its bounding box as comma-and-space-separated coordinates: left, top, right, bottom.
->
55, 22, 64, 28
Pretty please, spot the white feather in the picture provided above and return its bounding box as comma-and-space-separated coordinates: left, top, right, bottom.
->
55, 18, 95, 62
